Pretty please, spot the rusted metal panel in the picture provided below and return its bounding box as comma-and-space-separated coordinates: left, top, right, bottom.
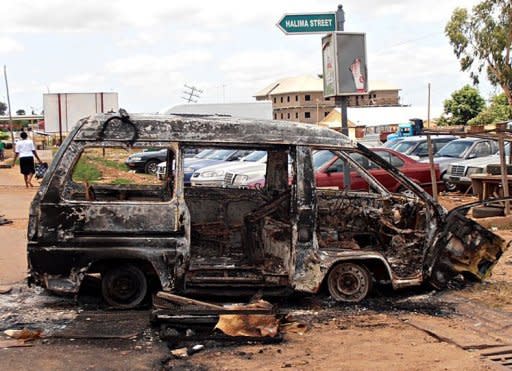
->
74, 113, 354, 148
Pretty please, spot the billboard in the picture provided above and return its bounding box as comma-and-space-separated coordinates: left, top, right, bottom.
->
43, 92, 119, 133
322, 32, 368, 97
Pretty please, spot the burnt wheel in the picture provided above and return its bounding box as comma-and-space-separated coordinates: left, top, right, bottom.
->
101, 264, 147, 309
144, 160, 159, 175
327, 262, 372, 303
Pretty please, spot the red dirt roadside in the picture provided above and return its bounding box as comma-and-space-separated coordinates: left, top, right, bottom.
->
0, 167, 37, 284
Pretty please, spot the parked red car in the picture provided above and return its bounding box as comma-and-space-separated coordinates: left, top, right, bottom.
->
245, 148, 441, 194
314, 148, 442, 194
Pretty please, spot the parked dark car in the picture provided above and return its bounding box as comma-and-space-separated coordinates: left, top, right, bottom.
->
125, 148, 167, 174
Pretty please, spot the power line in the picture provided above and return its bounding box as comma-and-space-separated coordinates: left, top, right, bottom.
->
374, 31, 441, 55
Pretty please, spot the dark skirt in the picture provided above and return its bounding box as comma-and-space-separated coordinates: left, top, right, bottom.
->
20, 157, 35, 175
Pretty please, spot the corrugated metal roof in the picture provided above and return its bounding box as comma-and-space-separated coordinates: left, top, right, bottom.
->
162, 102, 272, 120
254, 75, 399, 98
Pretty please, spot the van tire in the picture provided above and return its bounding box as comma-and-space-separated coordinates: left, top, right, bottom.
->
101, 264, 148, 309
327, 262, 372, 303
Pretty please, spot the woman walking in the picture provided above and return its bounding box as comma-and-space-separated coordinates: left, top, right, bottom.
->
13, 132, 42, 188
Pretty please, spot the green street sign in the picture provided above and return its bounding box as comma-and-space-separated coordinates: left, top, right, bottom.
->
277, 13, 336, 35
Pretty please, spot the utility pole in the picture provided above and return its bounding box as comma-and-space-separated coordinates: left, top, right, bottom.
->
335, 4, 351, 189
182, 84, 203, 103
3, 65, 15, 154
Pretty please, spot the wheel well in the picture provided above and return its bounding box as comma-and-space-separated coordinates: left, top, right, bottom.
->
89, 259, 162, 290
323, 258, 391, 288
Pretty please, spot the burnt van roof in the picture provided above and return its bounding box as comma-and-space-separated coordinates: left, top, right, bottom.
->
73, 112, 354, 148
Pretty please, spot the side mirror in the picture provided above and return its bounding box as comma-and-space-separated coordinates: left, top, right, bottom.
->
467, 153, 477, 159
325, 167, 339, 174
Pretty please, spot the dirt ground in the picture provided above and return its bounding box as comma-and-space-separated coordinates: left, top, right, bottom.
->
1, 166, 512, 370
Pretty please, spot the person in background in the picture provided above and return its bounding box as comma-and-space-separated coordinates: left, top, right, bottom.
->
12, 132, 42, 188
0, 140, 4, 161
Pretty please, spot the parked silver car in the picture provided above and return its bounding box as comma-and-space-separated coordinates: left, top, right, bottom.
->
392, 135, 457, 160
444, 143, 510, 189
420, 137, 499, 191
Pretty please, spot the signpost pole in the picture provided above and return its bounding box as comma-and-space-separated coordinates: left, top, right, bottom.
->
335, 5, 351, 189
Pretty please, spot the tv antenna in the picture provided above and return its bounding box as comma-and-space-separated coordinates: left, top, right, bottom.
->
182, 84, 203, 103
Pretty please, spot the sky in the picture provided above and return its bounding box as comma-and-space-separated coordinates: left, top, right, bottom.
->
0, 0, 499, 117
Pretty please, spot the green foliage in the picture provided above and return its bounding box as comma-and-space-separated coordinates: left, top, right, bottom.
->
72, 158, 101, 182
445, 1, 512, 104
0, 102, 6, 115
0, 132, 9, 140
469, 93, 512, 125
15, 109, 25, 115
441, 85, 485, 125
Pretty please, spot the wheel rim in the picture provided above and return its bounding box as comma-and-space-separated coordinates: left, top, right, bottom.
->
328, 263, 370, 302
146, 162, 157, 174
102, 265, 147, 308
110, 273, 138, 301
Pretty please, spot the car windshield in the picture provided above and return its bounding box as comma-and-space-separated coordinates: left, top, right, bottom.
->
195, 149, 214, 159
206, 149, 236, 161
242, 150, 267, 162
435, 141, 473, 158
313, 150, 334, 169
383, 139, 404, 149
394, 141, 417, 154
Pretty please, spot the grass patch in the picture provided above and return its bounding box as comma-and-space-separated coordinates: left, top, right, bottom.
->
91, 156, 128, 171
110, 178, 133, 185
72, 158, 101, 182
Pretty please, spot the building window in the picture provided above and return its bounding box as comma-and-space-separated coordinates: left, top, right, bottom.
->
273, 97, 276, 104
325, 97, 330, 101
287, 112, 290, 119
355, 96, 359, 106
281, 113, 283, 119
304, 112, 311, 119
287, 96, 290, 102
295, 112, 299, 119
372, 93, 377, 98
305, 95, 311, 101
280, 97, 283, 103
295, 95, 298, 101
274, 113, 277, 119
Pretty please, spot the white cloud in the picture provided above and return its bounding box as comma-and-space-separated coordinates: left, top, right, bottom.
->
0, 37, 24, 53
220, 50, 319, 87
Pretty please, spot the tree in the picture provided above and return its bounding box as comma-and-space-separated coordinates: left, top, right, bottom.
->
16, 109, 25, 115
0, 102, 6, 115
440, 85, 485, 125
469, 92, 512, 125
445, 1, 512, 105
